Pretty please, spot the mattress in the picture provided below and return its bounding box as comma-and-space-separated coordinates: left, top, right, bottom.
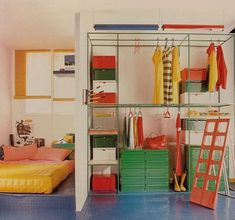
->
0, 160, 74, 194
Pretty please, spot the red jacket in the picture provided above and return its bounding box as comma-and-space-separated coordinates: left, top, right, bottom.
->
216, 45, 227, 90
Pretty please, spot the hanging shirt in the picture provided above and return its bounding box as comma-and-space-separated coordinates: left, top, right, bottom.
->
152, 47, 164, 104
163, 46, 173, 104
128, 113, 134, 149
175, 112, 182, 177
133, 113, 138, 148
123, 115, 128, 147
216, 45, 227, 90
207, 43, 218, 92
172, 46, 181, 104
137, 114, 144, 148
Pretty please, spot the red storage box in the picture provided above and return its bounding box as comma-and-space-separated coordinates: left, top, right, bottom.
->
93, 92, 116, 104
92, 174, 116, 193
92, 56, 116, 69
181, 68, 207, 81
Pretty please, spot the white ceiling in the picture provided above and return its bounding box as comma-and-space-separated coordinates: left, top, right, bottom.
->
0, 0, 235, 50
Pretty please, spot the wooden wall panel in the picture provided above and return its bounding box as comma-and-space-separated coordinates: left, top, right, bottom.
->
15, 50, 26, 97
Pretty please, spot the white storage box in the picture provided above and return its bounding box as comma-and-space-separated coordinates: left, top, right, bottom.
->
182, 131, 204, 145
180, 92, 218, 104
93, 166, 111, 175
93, 81, 116, 93
93, 148, 116, 161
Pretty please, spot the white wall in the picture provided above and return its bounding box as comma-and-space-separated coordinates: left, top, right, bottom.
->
0, 43, 12, 144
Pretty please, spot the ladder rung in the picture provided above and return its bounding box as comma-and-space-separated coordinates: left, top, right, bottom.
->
198, 159, 208, 164
208, 175, 218, 180
195, 173, 206, 178
201, 145, 211, 150
213, 146, 223, 151
210, 160, 220, 165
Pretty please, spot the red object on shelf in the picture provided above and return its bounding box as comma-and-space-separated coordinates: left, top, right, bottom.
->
92, 56, 116, 69
92, 175, 116, 193
162, 24, 224, 30
181, 68, 207, 81
93, 92, 116, 104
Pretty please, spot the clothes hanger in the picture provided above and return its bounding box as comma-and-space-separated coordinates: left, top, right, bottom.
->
138, 107, 142, 116
164, 38, 168, 48
163, 107, 171, 118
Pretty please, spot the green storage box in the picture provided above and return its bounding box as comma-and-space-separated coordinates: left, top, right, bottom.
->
145, 150, 169, 161
121, 185, 145, 192
145, 184, 169, 191
145, 161, 168, 169
121, 150, 145, 161
121, 169, 145, 177
180, 81, 208, 93
92, 135, 117, 148
121, 161, 145, 169
185, 145, 229, 191
93, 69, 115, 80
181, 119, 206, 131
145, 169, 169, 178
122, 177, 145, 185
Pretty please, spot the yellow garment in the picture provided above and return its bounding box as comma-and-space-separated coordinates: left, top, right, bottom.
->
0, 162, 74, 194
152, 47, 164, 104
208, 48, 218, 92
172, 47, 181, 104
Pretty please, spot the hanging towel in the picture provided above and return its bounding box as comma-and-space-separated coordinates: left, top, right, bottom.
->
137, 114, 144, 148
175, 112, 182, 177
128, 113, 134, 149
163, 46, 173, 104
172, 46, 181, 104
207, 43, 218, 92
216, 45, 227, 90
133, 113, 138, 148
123, 115, 128, 147
152, 47, 164, 104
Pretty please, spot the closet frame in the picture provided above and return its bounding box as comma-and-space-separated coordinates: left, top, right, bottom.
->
86, 32, 235, 194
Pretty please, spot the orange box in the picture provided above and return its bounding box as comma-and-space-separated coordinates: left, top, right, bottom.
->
92, 56, 116, 69
181, 68, 207, 81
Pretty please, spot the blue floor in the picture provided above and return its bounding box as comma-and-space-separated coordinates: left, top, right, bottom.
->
77, 192, 235, 220
1, 192, 235, 219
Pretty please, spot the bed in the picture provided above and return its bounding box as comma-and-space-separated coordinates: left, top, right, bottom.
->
0, 145, 75, 194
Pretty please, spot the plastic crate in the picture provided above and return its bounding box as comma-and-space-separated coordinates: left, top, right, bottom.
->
180, 81, 208, 93
121, 169, 145, 177
92, 135, 117, 148
181, 68, 207, 81
121, 185, 145, 192
93, 92, 116, 104
93, 69, 115, 80
92, 174, 116, 193
92, 56, 116, 69
121, 177, 145, 185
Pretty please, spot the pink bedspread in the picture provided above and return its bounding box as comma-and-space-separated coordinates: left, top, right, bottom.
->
0, 159, 75, 167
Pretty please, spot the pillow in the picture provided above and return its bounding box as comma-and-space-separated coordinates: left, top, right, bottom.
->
30, 147, 72, 161
3, 144, 37, 161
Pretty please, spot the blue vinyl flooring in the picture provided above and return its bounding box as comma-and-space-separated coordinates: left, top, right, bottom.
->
1, 192, 235, 220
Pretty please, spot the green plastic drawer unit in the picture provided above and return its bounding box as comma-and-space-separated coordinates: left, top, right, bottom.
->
185, 145, 229, 191
92, 135, 117, 148
93, 69, 116, 80
121, 150, 145, 161
145, 177, 168, 185
122, 177, 145, 185
180, 81, 208, 93
145, 184, 169, 191
145, 169, 169, 178
121, 161, 145, 169
181, 119, 206, 131
121, 185, 145, 192
121, 169, 145, 177
145, 161, 168, 169
145, 150, 169, 162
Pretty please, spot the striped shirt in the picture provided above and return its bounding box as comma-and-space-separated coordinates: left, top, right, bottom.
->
163, 46, 173, 104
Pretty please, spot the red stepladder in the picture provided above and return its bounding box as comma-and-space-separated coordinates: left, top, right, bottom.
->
190, 118, 230, 209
